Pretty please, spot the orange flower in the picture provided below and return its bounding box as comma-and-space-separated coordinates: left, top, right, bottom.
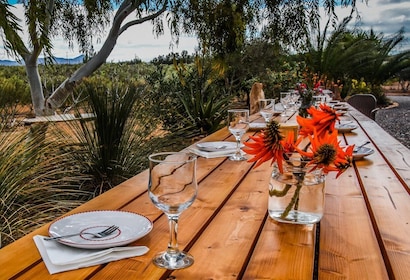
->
297, 103, 340, 138
295, 129, 352, 176
243, 121, 288, 171
334, 145, 354, 178
281, 130, 299, 154
244, 104, 353, 179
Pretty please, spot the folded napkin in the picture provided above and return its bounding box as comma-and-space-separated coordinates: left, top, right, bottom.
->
189, 147, 238, 158
33, 235, 149, 274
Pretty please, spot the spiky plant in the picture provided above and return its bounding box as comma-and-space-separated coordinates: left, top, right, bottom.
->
0, 123, 93, 248
60, 79, 164, 195
147, 56, 233, 139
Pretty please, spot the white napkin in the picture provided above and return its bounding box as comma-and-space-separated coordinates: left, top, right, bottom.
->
33, 235, 149, 274
189, 147, 238, 158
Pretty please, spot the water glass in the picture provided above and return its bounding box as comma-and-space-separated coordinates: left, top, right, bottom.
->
228, 109, 249, 161
280, 92, 291, 116
148, 152, 198, 269
259, 99, 275, 123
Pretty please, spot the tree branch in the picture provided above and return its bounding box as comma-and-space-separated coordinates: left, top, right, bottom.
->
119, 4, 168, 36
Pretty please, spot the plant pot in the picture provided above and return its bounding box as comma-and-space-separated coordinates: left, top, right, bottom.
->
268, 158, 325, 224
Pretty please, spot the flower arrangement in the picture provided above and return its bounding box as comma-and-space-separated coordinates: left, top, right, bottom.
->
242, 103, 355, 222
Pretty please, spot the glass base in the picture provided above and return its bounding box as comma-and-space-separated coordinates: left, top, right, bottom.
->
268, 210, 323, 225
229, 153, 247, 161
152, 251, 194, 270
229, 153, 248, 161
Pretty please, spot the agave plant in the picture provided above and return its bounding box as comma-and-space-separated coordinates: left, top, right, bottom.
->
148, 56, 233, 139
61, 78, 163, 195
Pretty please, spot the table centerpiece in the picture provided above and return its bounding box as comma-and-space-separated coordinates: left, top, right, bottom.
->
243, 104, 354, 224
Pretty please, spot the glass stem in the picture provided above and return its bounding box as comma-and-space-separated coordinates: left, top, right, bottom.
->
167, 214, 180, 255
235, 136, 241, 157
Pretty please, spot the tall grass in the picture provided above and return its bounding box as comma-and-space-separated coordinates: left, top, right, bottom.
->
60, 79, 166, 195
0, 124, 93, 247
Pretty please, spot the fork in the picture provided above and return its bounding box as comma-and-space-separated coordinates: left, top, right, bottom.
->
354, 141, 371, 152
44, 225, 119, 241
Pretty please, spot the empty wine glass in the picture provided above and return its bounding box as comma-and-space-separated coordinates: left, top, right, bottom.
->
313, 95, 325, 108
228, 109, 249, 161
280, 92, 291, 116
259, 99, 275, 123
148, 152, 198, 269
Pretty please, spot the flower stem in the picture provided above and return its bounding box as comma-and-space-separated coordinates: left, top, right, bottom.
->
269, 184, 292, 197
280, 182, 302, 219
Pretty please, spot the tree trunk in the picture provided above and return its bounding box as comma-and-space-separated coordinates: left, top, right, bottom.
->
45, 1, 167, 113
24, 56, 48, 116
46, 33, 118, 111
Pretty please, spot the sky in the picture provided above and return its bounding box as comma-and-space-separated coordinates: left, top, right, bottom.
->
1, 0, 409, 62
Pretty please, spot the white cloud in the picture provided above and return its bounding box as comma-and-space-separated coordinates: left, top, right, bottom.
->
317, 0, 410, 51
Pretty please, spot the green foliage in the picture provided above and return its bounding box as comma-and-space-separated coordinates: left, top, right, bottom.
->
351, 79, 371, 95
63, 77, 162, 195
0, 67, 31, 105
147, 56, 233, 138
305, 18, 410, 102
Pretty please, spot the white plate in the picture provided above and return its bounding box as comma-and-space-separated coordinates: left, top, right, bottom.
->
333, 104, 348, 110
336, 123, 358, 133
196, 141, 237, 152
48, 210, 153, 249
353, 147, 374, 160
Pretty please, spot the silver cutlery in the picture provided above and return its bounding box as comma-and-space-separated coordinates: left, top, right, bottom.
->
354, 141, 371, 152
338, 121, 353, 127
44, 225, 119, 241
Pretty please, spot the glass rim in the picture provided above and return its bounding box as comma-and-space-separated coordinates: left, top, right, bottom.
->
148, 152, 197, 163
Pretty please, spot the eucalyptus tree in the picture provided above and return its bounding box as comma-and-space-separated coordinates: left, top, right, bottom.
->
0, 0, 361, 117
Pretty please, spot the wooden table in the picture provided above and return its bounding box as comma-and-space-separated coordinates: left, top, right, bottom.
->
1, 104, 409, 279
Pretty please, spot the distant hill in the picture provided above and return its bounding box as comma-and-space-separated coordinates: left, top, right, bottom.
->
0, 55, 85, 66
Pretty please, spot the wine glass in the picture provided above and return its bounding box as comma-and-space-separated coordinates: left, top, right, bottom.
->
259, 99, 275, 123
313, 95, 324, 108
228, 109, 250, 161
280, 92, 291, 116
148, 152, 198, 269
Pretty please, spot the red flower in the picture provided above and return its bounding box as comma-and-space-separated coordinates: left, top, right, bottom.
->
243, 121, 288, 171
297, 104, 340, 138
295, 129, 352, 176
243, 104, 354, 178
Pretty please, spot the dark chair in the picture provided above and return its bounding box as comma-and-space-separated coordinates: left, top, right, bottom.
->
347, 94, 379, 120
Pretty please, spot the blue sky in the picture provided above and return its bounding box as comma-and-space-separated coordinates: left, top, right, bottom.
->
1, 0, 409, 62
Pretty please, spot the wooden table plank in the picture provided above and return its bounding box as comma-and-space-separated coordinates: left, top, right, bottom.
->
90, 155, 256, 279
353, 152, 410, 278
341, 108, 410, 279
244, 220, 316, 279
348, 109, 410, 190
170, 161, 272, 279
319, 168, 389, 279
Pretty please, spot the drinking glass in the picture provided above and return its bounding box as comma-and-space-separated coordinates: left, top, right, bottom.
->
280, 92, 291, 116
228, 109, 249, 161
148, 152, 198, 269
313, 95, 325, 108
259, 99, 275, 123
